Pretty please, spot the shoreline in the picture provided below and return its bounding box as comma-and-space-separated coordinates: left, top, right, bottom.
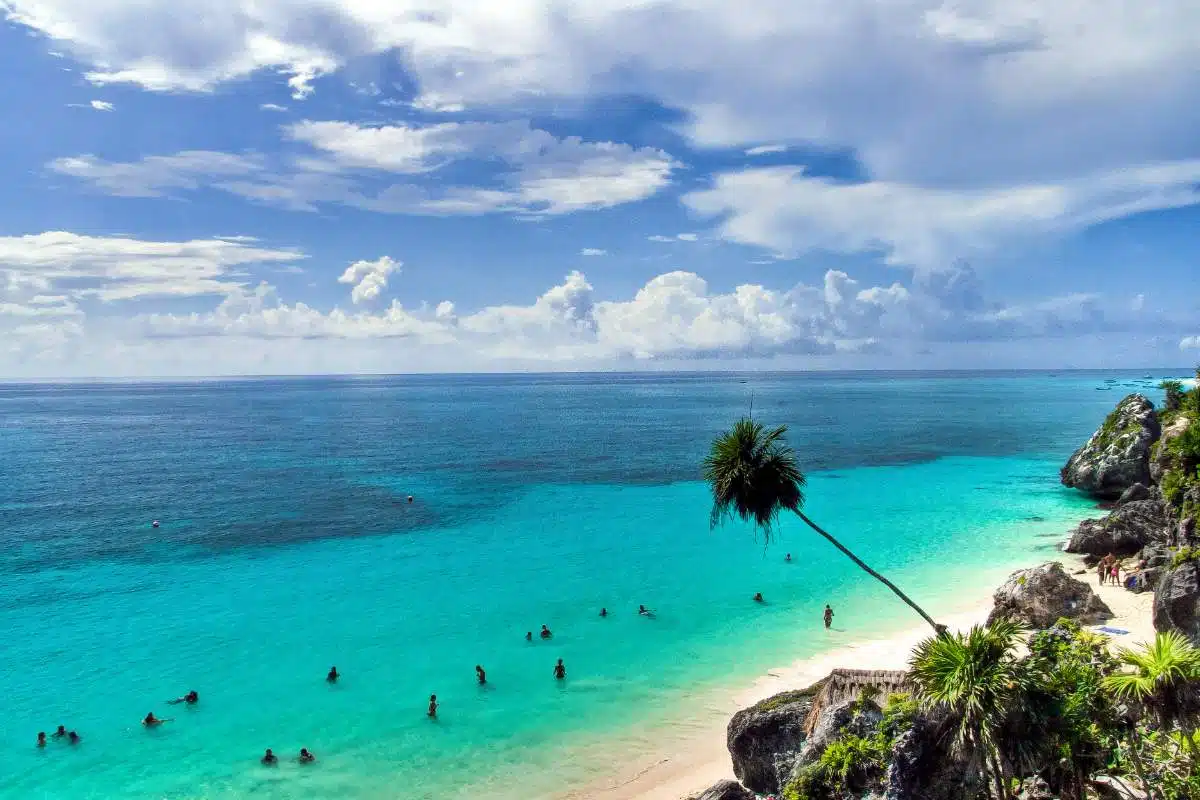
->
573, 553, 1156, 800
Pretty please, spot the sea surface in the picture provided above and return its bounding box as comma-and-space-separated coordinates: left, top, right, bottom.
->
0, 371, 1177, 798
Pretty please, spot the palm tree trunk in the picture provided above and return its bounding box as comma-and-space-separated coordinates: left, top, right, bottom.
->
795, 510, 943, 634
1125, 731, 1157, 800
987, 749, 1007, 800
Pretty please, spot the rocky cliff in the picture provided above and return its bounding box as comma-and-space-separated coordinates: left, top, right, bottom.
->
1061, 393, 1160, 499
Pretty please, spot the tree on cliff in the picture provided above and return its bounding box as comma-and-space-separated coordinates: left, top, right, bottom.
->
909, 619, 1027, 800
1104, 631, 1200, 750
1161, 380, 1186, 413
702, 417, 943, 633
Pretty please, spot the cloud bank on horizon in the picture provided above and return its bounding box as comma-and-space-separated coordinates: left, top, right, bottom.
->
0, 0, 1197, 375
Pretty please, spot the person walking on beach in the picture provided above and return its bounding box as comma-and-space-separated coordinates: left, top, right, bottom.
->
553, 658, 566, 680
823, 604, 834, 630
428, 694, 439, 718
476, 665, 487, 685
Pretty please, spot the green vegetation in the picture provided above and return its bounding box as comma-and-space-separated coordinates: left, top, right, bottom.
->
1171, 546, 1200, 569
702, 417, 942, 633
1162, 380, 1187, 413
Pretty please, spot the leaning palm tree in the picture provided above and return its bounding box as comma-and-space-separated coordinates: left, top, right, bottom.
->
1103, 631, 1200, 746
909, 619, 1028, 800
702, 417, 942, 632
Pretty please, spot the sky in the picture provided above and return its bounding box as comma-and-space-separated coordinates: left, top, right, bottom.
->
0, 0, 1197, 377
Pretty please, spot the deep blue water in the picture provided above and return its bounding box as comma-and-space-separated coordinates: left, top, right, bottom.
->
0, 371, 1176, 798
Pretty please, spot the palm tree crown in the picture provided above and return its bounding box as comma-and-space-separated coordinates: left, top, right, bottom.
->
1103, 631, 1200, 734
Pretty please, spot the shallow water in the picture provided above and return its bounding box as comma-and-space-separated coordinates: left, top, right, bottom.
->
0, 371, 1171, 798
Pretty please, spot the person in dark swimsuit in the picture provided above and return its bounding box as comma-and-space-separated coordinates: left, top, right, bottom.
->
299, 748, 315, 763
168, 691, 198, 705
428, 694, 439, 718
525, 631, 533, 641
143, 712, 172, 727
638, 605, 655, 617
540, 625, 552, 639
67, 731, 80, 745
37, 732, 46, 747
754, 592, 764, 603
327, 666, 339, 683
53, 726, 67, 739
476, 665, 487, 685
824, 605, 834, 630
599, 607, 608, 617
553, 659, 566, 680
262, 748, 278, 765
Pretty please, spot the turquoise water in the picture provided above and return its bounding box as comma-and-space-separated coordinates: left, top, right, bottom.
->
0, 371, 1173, 798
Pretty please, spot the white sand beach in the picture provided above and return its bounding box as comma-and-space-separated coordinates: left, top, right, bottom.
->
575, 556, 1157, 800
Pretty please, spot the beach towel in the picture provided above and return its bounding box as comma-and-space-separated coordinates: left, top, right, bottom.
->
1097, 626, 1129, 635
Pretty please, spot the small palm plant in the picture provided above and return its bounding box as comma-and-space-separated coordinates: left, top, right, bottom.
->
702, 417, 942, 633
1103, 631, 1200, 745
909, 619, 1028, 799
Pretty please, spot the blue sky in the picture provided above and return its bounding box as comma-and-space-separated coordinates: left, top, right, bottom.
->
0, 0, 1197, 377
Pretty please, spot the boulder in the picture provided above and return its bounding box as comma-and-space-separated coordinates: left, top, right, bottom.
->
1063, 497, 1171, 558
686, 779, 755, 800
1151, 415, 1193, 483
988, 562, 1113, 629
1154, 560, 1200, 644
726, 687, 819, 794
1062, 394, 1160, 499
884, 710, 974, 800
1117, 483, 1152, 505
791, 696, 883, 774
1016, 776, 1056, 800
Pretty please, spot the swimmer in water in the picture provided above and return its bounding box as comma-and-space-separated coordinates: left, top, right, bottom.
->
476, 664, 487, 685
37, 732, 46, 748
540, 625, 552, 639
754, 592, 764, 603
327, 666, 339, 683
553, 658, 566, 680
525, 631, 533, 641
407, 495, 414, 503
262, 748, 278, 765
600, 607, 608, 617
52, 725, 67, 739
168, 690, 198, 705
428, 694, 439, 718
299, 748, 315, 764
67, 731, 80, 745
824, 604, 834, 630
785, 553, 792, 562
143, 712, 171, 727
152, 520, 160, 528
638, 605, 655, 617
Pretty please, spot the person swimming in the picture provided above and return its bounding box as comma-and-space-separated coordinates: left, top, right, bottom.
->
540, 624, 552, 639
476, 664, 487, 685
785, 553, 792, 562
824, 604, 834, 630
407, 495, 414, 503
599, 607, 608, 617
327, 666, 339, 683
638, 604, 655, 617
553, 658, 566, 680
262, 748, 278, 765
152, 520, 160, 528
299, 748, 315, 763
168, 690, 198, 705
525, 631, 533, 641
754, 592, 764, 603
37, 732, 46, 748
143, 712, 171, 727
428, 694, 439, 718
67, 731, 80, 745
52, 725, 67, 739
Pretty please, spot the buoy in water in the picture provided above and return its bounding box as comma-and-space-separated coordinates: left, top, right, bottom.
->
407, 496, 414, 503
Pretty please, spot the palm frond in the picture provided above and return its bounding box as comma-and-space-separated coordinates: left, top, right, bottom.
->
702, 417, 806, 541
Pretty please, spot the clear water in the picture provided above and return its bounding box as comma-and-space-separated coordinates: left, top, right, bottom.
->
0, 371, 1173, 798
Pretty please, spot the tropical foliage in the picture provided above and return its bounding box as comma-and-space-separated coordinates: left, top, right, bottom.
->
702, 417, 943, 633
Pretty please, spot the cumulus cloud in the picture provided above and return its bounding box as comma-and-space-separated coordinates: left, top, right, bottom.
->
52, 121, 676, 216
259, 103, 288, 112
580, 248, 606, 257
1182, 337, 1200, 351
684, 162, 1200, 268
745, 145, 787, 156
89, 99, 113, 111
337, 256, 399, 305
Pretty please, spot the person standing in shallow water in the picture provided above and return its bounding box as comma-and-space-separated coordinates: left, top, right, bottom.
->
327, 666, 339, 683
428, 694, 439, 718
553, 658, 566, 680
824, 604, 834, 630
476, 665, 487, 685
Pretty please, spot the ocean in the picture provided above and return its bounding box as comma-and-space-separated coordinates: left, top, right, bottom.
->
0, 371, 1174, 798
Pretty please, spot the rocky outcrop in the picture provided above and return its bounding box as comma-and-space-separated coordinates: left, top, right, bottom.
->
1062, 394, 1160, 499
1154, 560, 1200, 644
1151, 414, 1193, 483
726, 687, 819, 794
1117, 482, 1152, 505
686, 779, 755, 800
790, 696, 883, 775
1064, 496, 1171, 558
988, 562, 1113, 629
884, 710, 973, 800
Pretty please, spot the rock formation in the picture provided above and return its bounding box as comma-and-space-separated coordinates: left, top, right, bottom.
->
1153, 559, 1200, 644
1064, 495, 1171, 558
988, 562, 1112, 628
1151, 414, 1193, 483
685, 779, 755, 800
726, 687, 819, 794
1061, 394, 1161, 499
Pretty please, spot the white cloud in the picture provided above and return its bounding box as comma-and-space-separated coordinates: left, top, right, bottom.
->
648, 233, 700, 243
1131, 293, 1146, 312
745, 145, 787, 156
55, 121, 677, 216
675, 233, 699, 242
89, 99, 113, 111
0, 231, 304, 302
50, 151, 262, 197
259, 103, 288, 112
684, 162, 1200, 268
580, 248, 607, 257
337, 255, 399, 305
6, 0, 1197, 189
1182, 336, 1200, 351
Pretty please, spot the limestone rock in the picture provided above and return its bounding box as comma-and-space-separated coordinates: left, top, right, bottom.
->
1154, 560, 1200, 644
686, 779, 755, 800
988, 562, 1113, 629
1117, 483, 1151, 505
726, 688, 818, 794
884, 710, 973, 800
1062, 394, 1160, 499
1063, 497, 1171, 558
1151, 414, 1193, 483
791, 697, 883, 774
